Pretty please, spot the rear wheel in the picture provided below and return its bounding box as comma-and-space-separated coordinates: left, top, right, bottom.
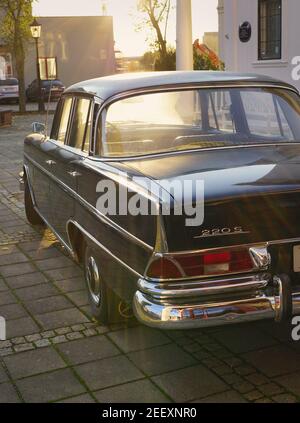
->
24, 177, 44, 226
83, 244, 133, 324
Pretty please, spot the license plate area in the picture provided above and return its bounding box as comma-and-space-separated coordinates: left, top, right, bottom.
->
293, 245, 300, 272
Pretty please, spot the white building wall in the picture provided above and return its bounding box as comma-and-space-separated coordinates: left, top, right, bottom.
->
218, 0, 300, 91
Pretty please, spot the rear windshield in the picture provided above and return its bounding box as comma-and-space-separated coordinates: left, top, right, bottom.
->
0, 78, 18, 86
100, 87, 300, 158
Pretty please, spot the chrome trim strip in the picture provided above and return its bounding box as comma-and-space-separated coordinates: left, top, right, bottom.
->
164, 238, 300, 257
67, 220, 142, 279
133, 290, 300, 329
138, 274, 269, 299
24, 152, 153, 253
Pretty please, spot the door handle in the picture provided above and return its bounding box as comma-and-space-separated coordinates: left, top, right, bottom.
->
45, 160, 56, 166
68, 171, 81, 178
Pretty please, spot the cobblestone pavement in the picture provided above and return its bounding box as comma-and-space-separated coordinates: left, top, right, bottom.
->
0, 115, 300, 403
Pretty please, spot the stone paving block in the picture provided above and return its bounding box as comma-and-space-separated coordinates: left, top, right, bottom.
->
66, 290, 89, 307
259, 383, 284, 396
0, 291, 16, 306
0, 303, 28, 320
192, 390, 247, 403
255, 321, 293, 343
94, 379, 170, 403
3, 346, 66, 379
75, 355, 143, 391
57, 393, 95, 403
5, 272, 48, 289
275, 370, 300, 397
108, 326, 170, 353
57, 335, 120, 365
0, 262, 36, 277
0, 245, 18, 255
35, 256, 74, 271
0, 364, 8, 384
0, 382, 21, 403
15, 283, 59, 301
35, 308, 90, 330
27, 248, 62, 261
0, 252, 28, 266
14, 343, 35, 353
34, 339, 51, 348
19, 240, 51, 252
272, 393, 299, 403
25, 295, 73, 315
16, 368, 86, 403
45, 267, 83, 282
128, 344, 197, 376
243, 345, 300, 378
213, 325, 278, 354
152, 364, 227, 402
54, 276, 86, 293
0, 278, 8, 292
6, 316, 39, 339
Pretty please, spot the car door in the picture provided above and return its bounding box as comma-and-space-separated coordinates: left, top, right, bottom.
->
24, 101, 63, 223
49, 95, 93, 244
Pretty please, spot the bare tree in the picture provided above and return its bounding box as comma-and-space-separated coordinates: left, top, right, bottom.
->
0, 0, 33, 112
137, 0, 172, 63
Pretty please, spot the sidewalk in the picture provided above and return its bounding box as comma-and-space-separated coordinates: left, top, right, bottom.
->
0, 115, 299, 403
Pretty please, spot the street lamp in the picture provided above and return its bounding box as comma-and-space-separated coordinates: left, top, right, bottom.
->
30, 18, 45, 112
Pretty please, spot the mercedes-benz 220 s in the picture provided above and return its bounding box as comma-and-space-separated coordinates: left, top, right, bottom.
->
23, 72, 300, 328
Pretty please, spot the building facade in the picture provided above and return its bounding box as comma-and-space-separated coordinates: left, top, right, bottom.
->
24, 16, 116, 88
218, 0, 300, 90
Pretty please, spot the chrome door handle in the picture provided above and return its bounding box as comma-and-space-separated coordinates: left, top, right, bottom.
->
45, 160, 56, 166
68, 171, 81, 178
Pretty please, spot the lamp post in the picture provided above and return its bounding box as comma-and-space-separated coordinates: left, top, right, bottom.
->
30, 18, 45, 112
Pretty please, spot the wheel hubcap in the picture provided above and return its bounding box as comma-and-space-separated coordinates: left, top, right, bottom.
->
86, 256, 101, 306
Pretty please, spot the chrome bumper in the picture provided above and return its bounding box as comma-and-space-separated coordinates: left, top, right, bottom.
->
133, 275, 300, 329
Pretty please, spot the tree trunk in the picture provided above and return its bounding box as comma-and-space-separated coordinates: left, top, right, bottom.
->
148, 9, 167, 60
15, 39, 26, 113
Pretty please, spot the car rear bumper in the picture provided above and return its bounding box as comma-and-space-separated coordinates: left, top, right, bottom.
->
133, 274, 300, 329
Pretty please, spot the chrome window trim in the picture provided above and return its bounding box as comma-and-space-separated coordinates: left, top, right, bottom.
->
24, 152, 154, 253
92, 83, 300, 161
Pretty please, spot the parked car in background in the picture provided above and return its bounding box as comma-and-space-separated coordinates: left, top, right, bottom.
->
26, 79, 65, 102
0, 78, 19, 103
22, 72, 300, 328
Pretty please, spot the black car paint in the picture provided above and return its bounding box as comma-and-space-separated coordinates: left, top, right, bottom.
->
23, 72, 300, 304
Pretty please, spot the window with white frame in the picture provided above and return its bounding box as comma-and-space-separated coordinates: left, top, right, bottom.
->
258, 0, 282, 60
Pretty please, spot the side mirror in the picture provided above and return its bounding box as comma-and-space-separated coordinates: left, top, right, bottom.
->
32, 122, 45, 134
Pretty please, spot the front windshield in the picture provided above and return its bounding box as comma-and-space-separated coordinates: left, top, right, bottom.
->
100, 87, 300, 158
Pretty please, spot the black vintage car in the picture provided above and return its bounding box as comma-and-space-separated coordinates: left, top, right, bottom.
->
23, 72, 300, 328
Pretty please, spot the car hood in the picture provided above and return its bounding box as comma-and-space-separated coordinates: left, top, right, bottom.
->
123, 144, 300, 202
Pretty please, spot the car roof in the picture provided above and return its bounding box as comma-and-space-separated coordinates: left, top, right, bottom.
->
64, 71, 298, 101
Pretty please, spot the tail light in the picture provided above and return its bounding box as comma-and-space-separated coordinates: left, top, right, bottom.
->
146, 248, 255, 280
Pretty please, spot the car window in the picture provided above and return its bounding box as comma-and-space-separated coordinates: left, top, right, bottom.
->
68, 98, 91, 150
56, 97, 72, 143
100, 88, 300, 158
